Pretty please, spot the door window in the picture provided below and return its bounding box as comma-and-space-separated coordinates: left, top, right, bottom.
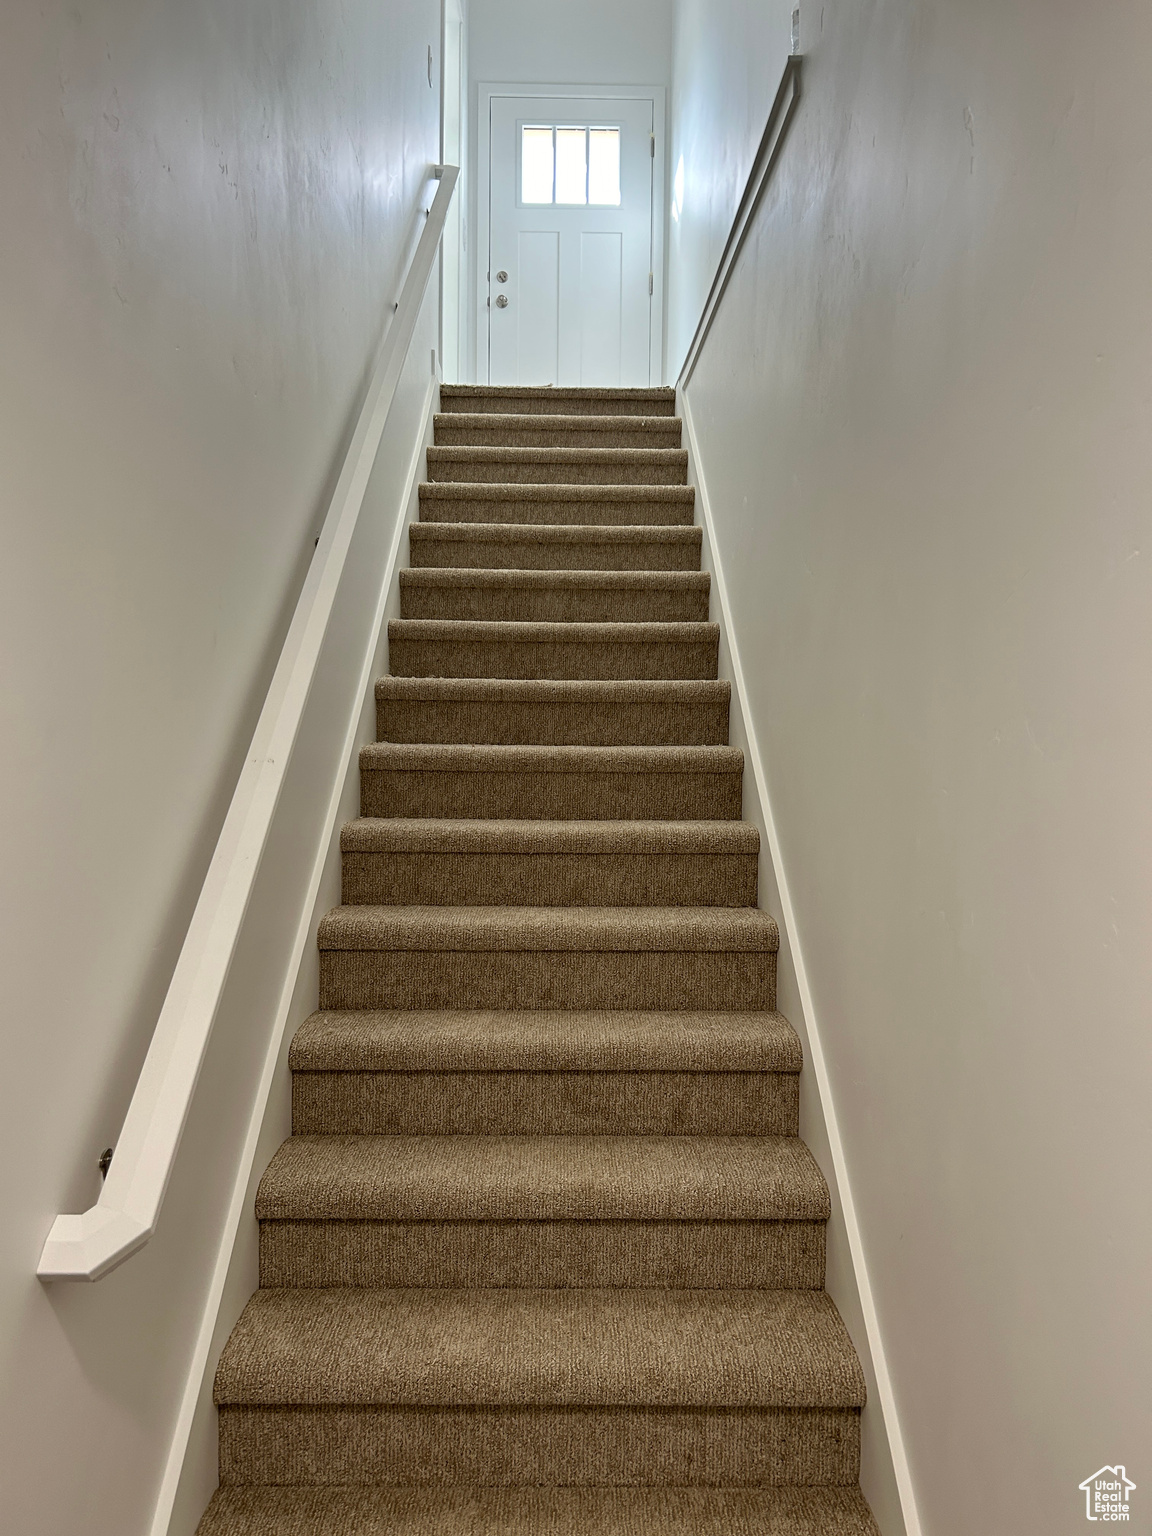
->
520, 126, 621, 207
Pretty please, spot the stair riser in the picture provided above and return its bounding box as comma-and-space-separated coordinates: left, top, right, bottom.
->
259, 1219, 825, 1289
318, 951, 776, 1011
341, 852, 757, 907
439, 393, 677, 417
201, 1485, 882, 1535
409, 535, 701, 572
292, 1070, 798, 1136
387, 636, 719, 682
418, 493, 695, 527
360, 770, 743, 820
375, 697, 730, 746
398, 587, 710, 624
433, 424, 683, 451
218, 1404, 859, 1486
426, 455, 688, 487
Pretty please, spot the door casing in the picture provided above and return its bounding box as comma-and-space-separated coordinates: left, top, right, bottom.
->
475, 81, 666, 387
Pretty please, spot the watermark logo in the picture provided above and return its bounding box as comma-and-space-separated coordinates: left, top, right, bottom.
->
1079, 1466, 1136, 1522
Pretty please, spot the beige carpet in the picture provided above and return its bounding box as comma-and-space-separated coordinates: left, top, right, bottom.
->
198, 384, 880, 1534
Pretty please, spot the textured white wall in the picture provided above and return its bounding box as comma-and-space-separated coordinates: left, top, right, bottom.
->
672, 0, 1152, 1532
667, 0, 793, 374
469, 0, 673, 90
0, 2, 439, 1531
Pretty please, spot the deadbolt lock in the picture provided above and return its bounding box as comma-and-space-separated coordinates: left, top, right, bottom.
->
495, 294, 509, 308
495, 270, 508, 283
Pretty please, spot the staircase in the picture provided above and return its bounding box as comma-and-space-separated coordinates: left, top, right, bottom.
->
197, 386, 880, 1535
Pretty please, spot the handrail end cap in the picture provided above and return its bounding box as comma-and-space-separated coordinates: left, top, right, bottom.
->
37, 1208, 153, 1282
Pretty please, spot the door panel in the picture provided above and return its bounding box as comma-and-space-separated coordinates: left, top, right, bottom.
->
579, 232, 623, 387
488, 95, 654, 387
516, 231, 560, 385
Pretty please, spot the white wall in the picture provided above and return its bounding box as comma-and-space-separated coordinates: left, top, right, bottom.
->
667, 0, 793, 373
672, 1, 1152, 1533
0, 2, 440, 1531
442, 0, 471, 380
469, 0, 673, 91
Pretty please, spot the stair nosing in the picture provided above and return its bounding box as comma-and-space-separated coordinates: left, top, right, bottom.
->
426, 445, 689, 462
340, 818, 758, 855
255, 1133, 830, 1223
317, 904, 779, 953
440, 385, 676, 397
434, 412, 683, 431
214, 1286, 864, 1409
419, 481, 696, 500
388, 619, 719, 643
399, 568, 709, 589
410, 520, 701, 541
374, 676, 730, 699
358, 743, 742, 771
289, 1008, 801, 1074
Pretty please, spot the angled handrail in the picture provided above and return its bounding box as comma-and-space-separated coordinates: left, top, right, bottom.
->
38, 165, 460, 1282
677, 56, 801, 389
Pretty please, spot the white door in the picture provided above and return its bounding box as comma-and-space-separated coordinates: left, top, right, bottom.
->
487, 95, 655, 387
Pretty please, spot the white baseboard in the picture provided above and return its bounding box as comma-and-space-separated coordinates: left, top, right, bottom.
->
679, 388, 922, 1536
149, 372, 439, 1536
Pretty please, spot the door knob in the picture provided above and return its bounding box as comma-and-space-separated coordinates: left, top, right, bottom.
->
496, 270, 508, 283
495, 294, 509, 308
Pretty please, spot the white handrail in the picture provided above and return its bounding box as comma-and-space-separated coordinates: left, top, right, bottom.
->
38, 164, 460, 1282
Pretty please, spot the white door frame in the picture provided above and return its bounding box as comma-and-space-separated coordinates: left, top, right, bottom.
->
475, 81, 666, 388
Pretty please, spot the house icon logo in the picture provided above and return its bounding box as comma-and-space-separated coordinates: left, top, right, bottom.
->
1079, 1466, 1136, 1522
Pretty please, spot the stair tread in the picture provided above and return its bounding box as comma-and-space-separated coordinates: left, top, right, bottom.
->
435, 413, 682, 433
341, 819, 757, 855
442, 385, 676, 402
256, 1134, 829, 1222
374, 676, 728, 701
214, 1287, 865, 1407
359, 743, 742, 772
198, 1485, 879, 1535
317, 905, 779, 953
410, 521, 701, 544
400, 568, 709, 590
419, 482, 695, 502
389, 619, 718, 641
289, 1009, 801, 1073
427, 447, 688, 465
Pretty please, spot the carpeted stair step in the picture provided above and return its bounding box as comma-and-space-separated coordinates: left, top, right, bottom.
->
359, 744, 744, 820
256, 1133, 828, 1289
197, 1485, 881, 1536
340, 819, 758, 906
418, 482, 696, 526
316, 905, 777, 1011
439, 384, 677, 418
374, 677, 731, 746
387, 619, 720, 682
410, 521, 702, 571
399, 569, 710, 624
433, 412, 682, 451
289, 1008, 802, 1137
214, 1287, 866, 1486
426, 446, 688, 487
